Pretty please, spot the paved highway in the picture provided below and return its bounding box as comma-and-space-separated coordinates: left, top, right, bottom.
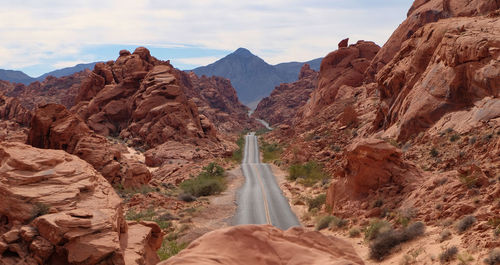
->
234, 133, 300, 230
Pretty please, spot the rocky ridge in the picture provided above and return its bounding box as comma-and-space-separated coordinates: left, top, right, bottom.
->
0, 70, 90, 110
252, 64, 319, 127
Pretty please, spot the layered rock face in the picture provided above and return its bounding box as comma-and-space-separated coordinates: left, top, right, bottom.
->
0, 93, 31, 126
253, 64, 319, 126
326, 139, 421, 217
0, 70, 89, 110
186, 72, 254, 133
374, 14, 500, 141
27, 104, 151, 188
301, 41, 380, 118
72, 47, 252, 168
0, 142, 162, 264
160, 225, 365, 265
366, 0, 499, 79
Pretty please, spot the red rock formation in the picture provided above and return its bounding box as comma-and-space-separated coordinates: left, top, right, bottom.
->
186, 73, 255, 132
253, 64, 319, 126
326, 139, 420, 214
301, 41, 380, 118
72, 47, 252, 169
366, 0, 499, 80
374, 15, 500, 141
160, 225, 365, 265
338, 38, 349, 48
27, 104, 151, 188
0, 142, 162, 264
0, 93, 31, 126
0, 70, 90, 110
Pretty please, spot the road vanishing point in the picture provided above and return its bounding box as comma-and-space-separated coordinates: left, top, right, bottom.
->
234, 132, 300, 230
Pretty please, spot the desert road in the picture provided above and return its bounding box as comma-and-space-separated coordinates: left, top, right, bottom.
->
234, 133, 300, 230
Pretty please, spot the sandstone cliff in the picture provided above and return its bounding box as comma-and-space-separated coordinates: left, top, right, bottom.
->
252, 64, 318, 127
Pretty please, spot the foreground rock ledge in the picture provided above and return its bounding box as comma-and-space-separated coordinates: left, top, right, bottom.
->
0, 142, 162, 264
161, 224, 364, 265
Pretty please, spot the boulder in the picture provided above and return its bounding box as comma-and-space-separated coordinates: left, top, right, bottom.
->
0, 142, 162, 264
327, 138, 420, 206
160, 225, 365, 265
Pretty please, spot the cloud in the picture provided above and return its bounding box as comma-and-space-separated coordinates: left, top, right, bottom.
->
0, 0, 414, 75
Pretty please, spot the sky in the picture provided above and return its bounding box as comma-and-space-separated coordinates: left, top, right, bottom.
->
0, 0, 414, 77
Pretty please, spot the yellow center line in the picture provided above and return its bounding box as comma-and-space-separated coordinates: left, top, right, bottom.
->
251, 163, 271, 225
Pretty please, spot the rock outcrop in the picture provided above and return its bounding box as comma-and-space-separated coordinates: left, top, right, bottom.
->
72, 47, 253, 169
301, 41, 380, 118
374, 14, 500, 141
0, 142, 162, 264
326, 139, 421, 216
0, 93, 31, 126
0, 70, 90, 110
366, 0, 499, 79
27, 104, 151, 188
253, 64, 319, 126
160, 225, 365, 265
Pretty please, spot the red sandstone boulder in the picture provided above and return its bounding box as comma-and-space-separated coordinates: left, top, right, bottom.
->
0, 142, 162, 264
327, 138, 420, 207
338, 38, 349, 48
160, 225, 365, 265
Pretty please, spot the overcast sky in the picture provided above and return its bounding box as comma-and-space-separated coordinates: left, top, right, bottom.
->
0, 0, 413, 77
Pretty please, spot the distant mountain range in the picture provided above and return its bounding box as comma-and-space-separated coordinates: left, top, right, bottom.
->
192, 48, 321, 107
1, 48, 322, 108
0, 62, 98, 85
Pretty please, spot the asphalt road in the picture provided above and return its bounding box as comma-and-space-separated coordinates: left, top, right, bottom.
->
234, 133, 300, 230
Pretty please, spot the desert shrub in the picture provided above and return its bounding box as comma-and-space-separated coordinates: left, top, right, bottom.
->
484, 248, 500, 265
156, 220, 172, 230
178, 193, 196, 202
364, 219, 391, 240
329, 216, 348, 229
288, 161, 328, 186
316, 215, 335, 231
457, 252, 474, 265
180, 176, 226, 197
231, 135, 245, 163
31, 202, 50, 219
439, 229, 452, 242
157, 239, 187, 261
459, 174, 478, 189
396, 208, 416, 227
308, 194, 326, 211
114, 185, 156, 199
260, 140, 282, 163
158, 212, 178, 221
369, 222, 425, 260
349, 227, 361, 237
126, 208, 156, 221
439, 246, 458, 263
430, 148, 439, 157
199, 162, 225, 178
180, 163, 226, 197
373, 199, 384, 208
450, 134, 460, 142
469, 136, 477, 145
457, 215, 476, 233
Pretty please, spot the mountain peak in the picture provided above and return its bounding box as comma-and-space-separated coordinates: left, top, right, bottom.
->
233, 47, 252, 56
